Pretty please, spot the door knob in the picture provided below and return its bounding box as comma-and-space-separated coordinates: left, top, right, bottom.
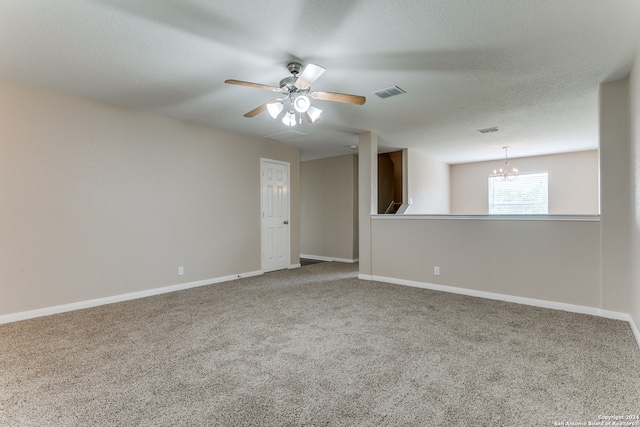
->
284, 221, 289, 224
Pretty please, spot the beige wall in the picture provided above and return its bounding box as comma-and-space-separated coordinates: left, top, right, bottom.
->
0, 80, 299, 316
300, 154, 358, 261
371, 217, 601, 307
451, 151, 599, 215
629, 44, 640, 335
406, 149, 450, 214
600, 80, 632, 314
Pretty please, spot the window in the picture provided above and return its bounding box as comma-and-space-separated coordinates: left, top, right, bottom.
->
488, 172, 548, 214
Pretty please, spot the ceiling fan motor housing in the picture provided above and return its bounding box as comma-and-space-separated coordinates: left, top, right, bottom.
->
279, 76, 297, 93
286, 62, 303, 75
280, 62, 310, 94
279, 77, 310, 94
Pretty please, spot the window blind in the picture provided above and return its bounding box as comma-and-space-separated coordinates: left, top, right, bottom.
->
488, 172, 548, 214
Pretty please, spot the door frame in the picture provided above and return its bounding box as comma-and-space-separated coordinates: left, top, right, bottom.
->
260, 158, 291, 272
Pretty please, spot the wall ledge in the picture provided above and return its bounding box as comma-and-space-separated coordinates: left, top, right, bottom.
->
369, 274, 639, 350
0, 270, 263, 325
373, 214, 601, 221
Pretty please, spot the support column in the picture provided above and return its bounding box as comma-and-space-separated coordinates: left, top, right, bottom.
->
358, 131, 377, 279
599, 79, 631, 312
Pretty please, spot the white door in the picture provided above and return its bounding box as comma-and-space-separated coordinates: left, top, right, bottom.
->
261, 159, 290, 272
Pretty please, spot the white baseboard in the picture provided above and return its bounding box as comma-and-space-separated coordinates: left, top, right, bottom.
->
369, 274, 640, 350
300, 254, 359, 263
4, 269, 638, 350
630, 317, 640, 350
289, 263, 301, 269
0, 270, 263, 325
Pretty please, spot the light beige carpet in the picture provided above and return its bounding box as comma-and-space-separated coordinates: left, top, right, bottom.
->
1, 262, 639, 426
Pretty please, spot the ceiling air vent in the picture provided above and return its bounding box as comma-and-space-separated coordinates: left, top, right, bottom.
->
477, 127, 499, 134
264, 130, 306, 141
373, 86, 406, 99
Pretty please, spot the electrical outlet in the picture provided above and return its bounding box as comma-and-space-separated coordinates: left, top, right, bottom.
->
178, 266, 184, 276
434, 266, 440, 276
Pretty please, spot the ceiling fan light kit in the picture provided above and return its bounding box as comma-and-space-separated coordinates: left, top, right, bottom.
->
225, 62, 365, 127
293, 95, 310, 113
305, 106, 322, 123
282, 110, 297, 127
267, 101, 284, 118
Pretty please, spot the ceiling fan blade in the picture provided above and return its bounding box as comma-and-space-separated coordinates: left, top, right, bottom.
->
294, 64, 325, 90
244, 104, 267, 118
311, 91, 366, 105
243, 98, 285, 118
225, 79, 281, 92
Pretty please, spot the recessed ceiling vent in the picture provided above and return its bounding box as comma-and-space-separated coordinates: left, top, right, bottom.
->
264, 130, 306, 141
373, 86, 406, 99
477, 126, 499, 134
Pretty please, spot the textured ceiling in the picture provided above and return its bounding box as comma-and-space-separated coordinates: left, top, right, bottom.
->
1, 0, 640, 162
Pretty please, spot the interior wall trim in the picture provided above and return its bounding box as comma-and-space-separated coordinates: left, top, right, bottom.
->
300, 254, 359, 263
373, 214, 601, 222
4, 269, 636, 350
0, 270, 263, 325
370, 274, 640, 350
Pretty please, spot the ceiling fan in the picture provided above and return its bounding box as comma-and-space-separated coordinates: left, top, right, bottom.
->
225, 62, 366, 126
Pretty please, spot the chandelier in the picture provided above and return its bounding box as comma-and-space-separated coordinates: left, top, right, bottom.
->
492, 146, 518, 181
266, 94, 322, 127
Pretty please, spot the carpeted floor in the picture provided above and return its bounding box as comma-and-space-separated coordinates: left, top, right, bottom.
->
1, 262, 639, 426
